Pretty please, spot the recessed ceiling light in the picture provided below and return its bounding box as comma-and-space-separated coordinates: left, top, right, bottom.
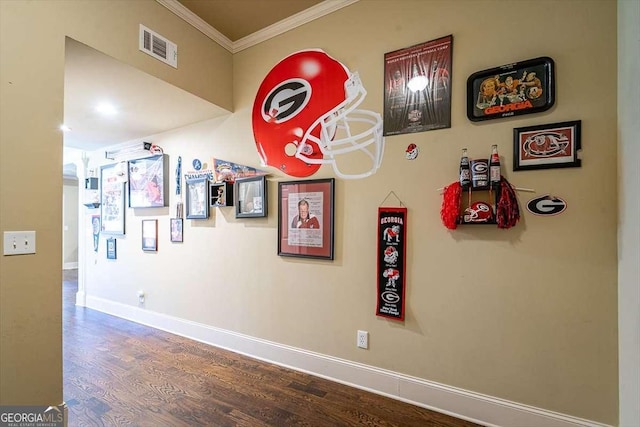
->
95, 102, 118, 116
60, 124, 71, 132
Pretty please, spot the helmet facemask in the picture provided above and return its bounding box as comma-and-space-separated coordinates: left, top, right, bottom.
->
296, 72, 385, 179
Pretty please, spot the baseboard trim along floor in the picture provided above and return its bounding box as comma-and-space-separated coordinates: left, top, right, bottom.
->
85, 295, 611, 427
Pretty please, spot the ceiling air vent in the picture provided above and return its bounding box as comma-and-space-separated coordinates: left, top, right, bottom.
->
139, 24, 177, 68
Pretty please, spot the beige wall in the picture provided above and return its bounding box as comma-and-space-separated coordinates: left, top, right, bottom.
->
1, 0, 620, 425
0, 0, 231, 406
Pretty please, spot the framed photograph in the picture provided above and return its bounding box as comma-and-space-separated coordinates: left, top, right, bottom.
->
91, 215, 100, 252
106, 238, 117, 259
278, 178, 334, 260
513, 120, 582, 171
100, 163, 126, 235
235, 175, 267, 218
142, 219, 158, 251
185, 178, 209, 219
128, 154, 169, 208
210, 182, 234, 207
466, 56, 555, 122
383, 35, 453, 136
170, 218, 183, 242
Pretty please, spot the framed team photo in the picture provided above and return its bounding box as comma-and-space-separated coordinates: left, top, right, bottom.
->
513, 120, 581, 171
278, 178, 334, 260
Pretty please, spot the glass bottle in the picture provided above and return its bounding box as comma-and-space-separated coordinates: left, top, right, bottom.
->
489, 144, 501, 189
459, 148, 470, 189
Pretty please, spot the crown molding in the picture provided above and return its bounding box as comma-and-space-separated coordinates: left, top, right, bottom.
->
232, 0, 359, 53
156, 0, 233, 52
156, 0, 359, 54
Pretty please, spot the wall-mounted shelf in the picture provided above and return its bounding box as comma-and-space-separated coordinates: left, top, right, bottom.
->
210, 182, 233, 207
85, 177, 99, 190
457, 186, 499, 225
84, 177, 100, 209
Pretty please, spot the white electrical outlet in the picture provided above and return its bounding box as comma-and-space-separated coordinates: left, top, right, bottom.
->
357, 330, 369, 349
138, 290, 145, 304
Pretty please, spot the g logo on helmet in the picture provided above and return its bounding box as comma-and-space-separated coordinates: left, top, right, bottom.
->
252, 49, 385, 179
261, 79, 311, 124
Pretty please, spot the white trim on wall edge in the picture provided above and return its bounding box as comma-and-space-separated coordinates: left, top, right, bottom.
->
85, 296, 611, 427
63, 262, 78, 270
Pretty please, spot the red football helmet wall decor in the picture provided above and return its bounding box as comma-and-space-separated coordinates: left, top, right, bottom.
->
252, 49, 384, 179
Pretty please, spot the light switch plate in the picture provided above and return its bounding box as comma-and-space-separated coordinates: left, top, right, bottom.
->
3, 231, 36, 255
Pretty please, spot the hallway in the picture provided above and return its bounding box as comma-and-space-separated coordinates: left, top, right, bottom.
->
62, 270, 479, 426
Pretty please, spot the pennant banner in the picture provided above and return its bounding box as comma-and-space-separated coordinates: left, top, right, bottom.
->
376, 207, 407, 321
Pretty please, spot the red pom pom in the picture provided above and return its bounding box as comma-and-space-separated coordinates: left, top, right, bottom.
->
496, 177, 520, 229
441, 181, 461, 229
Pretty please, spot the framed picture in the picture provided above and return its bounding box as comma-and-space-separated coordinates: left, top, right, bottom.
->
91, 215, 100, 252
513, 120, 582, 171
100, 163, 126, 235
383, 35, 453, 136
142, 219, 158, 251
128, 154, 169, 208
106, 238, 117, 259
185, 178, 209, 219
170, 218, 183, 242
235, 175, 267, 218
210, 182, 234, 207
466, 56, 555, 122
278, 178, 335, 260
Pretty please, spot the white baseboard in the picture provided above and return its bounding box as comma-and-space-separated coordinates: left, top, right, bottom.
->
84, 295, 611, 427
75, 291, 86, 307
63, 262, 78, 270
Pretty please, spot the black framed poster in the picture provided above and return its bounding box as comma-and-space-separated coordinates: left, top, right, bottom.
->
383, 35, 453, 136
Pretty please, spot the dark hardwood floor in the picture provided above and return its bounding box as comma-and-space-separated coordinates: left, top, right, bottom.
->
63, 269, 480, 426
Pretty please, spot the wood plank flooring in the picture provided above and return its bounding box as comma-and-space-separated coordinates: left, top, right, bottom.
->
63, 270, 480, 426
